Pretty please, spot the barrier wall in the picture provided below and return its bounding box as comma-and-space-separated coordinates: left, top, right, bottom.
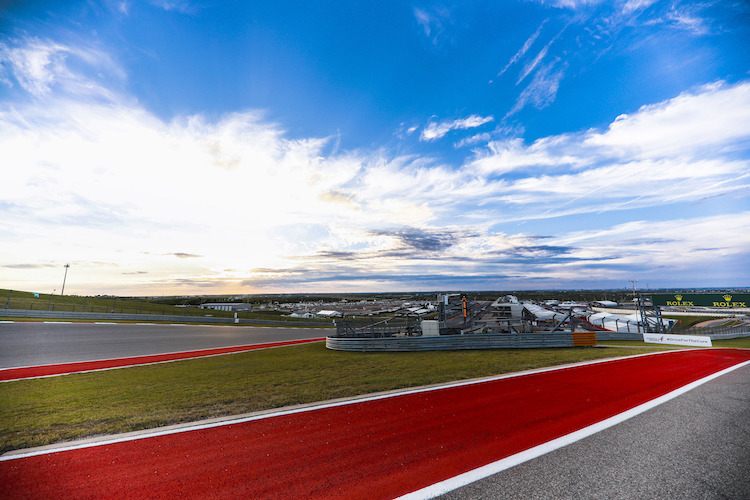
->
326, 332, 596, 352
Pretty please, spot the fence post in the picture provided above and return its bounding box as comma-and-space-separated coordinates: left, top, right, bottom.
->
6, 290, 10, 309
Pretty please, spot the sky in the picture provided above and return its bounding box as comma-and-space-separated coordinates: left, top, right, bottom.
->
1, 0, 749, 296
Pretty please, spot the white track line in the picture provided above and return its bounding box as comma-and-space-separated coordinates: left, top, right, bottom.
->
396, 359, 750, 499
0, 349, 701, 461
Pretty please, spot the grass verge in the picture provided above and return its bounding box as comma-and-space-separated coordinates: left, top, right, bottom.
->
712, 337, 750, 348
0, 343, 670, 454
598, 338, 750, 348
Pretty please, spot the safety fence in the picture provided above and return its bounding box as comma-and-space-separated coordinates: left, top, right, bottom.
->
334, 319, 421, 337
0, 309, 333, 327
326, 332, 596, 352
688, 323, 750, 340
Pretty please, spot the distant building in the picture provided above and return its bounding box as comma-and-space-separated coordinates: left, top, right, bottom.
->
289, 312, 316, 319
316, 310, 343, 318
592, 300, 618, 308
199, 303, 253, 312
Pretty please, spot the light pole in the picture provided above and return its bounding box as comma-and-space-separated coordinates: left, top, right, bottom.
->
61, 264, 70, 295
628, 279, 638, 296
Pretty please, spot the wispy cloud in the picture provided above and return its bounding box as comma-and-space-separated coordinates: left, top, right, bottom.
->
420, 115, 494, 141
507, 59, 567, 117
621, 0, 658, 15
3, 263, 56, 269
166, 253, 203, 259
151, 1, 197, 15
666, 6, 710, 35
0, 37, 124, 100
540, 0, 607, 9
454, 133, 492, 149
413, 7, 452, 46
497, 20, 547, 78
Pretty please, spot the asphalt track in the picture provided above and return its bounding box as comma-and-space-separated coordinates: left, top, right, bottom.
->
0, 338, 325, 382
2, 349, 748, 499
0, 322, 332, 369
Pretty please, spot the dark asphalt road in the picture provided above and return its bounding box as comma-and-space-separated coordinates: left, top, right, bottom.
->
0, 322, 331, 368
440, 361, 750, 500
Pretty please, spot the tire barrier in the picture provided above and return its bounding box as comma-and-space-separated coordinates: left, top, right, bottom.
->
326, 332, 596, 351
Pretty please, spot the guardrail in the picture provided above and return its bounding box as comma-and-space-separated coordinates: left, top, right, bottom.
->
685, 324, 750, 339
326, 332, 596, 352
0, 309, 333, 327
595, 332, 644, 341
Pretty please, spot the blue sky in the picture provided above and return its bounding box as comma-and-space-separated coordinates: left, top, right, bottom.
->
1, 0, 749, 295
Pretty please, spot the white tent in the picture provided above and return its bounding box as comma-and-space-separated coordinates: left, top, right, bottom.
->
523, 303, 569, 322
588, 312, 641, 332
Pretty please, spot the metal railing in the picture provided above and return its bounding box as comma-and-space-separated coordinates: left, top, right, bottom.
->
333, 319, 419, 338
687, 323, 750, 339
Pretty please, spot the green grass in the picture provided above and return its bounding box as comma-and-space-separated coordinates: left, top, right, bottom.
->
712, 337, 750, 348
599, 337, 750, 349
596, 340, 678, 348
0, 343, 665, 454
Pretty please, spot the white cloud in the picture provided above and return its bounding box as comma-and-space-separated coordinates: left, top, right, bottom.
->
556, 212, 750, 272
420, 115, 494, 141
584, 81, 750, 158
2, 35, 749, 293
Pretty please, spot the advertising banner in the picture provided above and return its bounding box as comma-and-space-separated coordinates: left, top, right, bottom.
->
643, 333, 712, 347
649, 293, 749, 308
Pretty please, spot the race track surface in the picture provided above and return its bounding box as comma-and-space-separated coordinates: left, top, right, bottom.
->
0, 338, 325, 382
0, 322, 331, 369
2, 348, 748, 499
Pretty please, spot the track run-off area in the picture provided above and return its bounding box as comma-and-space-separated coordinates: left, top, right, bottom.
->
2, 348, 748, 498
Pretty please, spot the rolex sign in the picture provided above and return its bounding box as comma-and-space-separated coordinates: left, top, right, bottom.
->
649, 293, 749, 308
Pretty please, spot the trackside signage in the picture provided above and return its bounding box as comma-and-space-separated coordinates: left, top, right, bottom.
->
643, 334, 712, 347
649, 293, 749, 308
